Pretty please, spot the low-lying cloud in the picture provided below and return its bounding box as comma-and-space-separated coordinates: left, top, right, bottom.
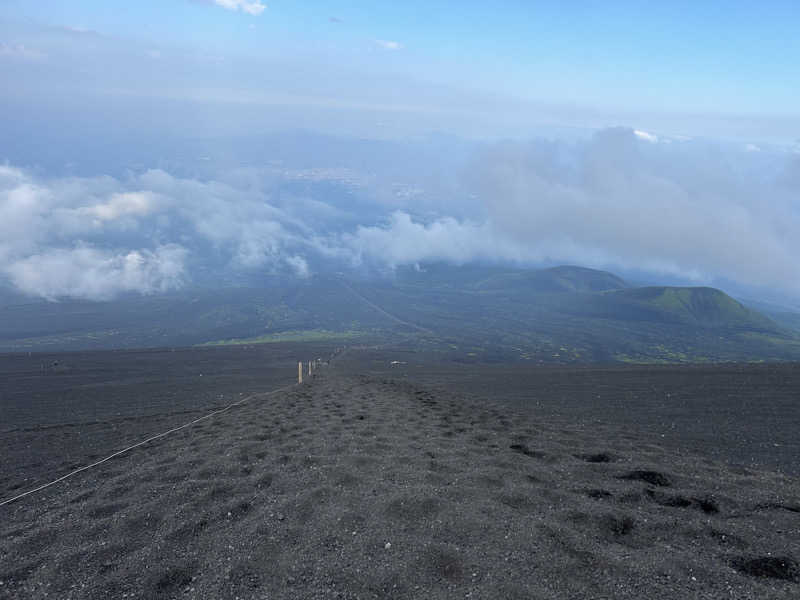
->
344, 128, 800, 295
474, 128, 800, 289
1, 127, 799, 301
0, 165, 318, 299
343, 212, 531, 267
7, 245, 186, 301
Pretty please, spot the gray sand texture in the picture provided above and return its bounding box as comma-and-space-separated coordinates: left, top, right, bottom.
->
2, 366, 799, 599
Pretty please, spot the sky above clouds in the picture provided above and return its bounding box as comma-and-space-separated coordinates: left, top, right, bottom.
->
2, 0, 799, 139
0, 1, 799, 302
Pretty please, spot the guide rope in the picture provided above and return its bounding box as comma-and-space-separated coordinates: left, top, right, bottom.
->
0, 382, 297, 508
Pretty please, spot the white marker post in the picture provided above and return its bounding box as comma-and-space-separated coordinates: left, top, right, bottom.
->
298, 361, 303, 384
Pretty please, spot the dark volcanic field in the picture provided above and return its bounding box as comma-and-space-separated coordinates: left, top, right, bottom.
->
338, 350, 800, 476
1, 347, 799, 599
0, 343, 340, 498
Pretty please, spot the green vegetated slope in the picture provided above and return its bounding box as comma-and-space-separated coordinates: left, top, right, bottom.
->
550, 286, 778, 330
1, 264, 800, 363
347, 265, 800, 363
609, 287, 775, 327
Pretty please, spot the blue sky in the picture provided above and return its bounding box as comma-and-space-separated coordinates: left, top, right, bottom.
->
1, 0, 799, 131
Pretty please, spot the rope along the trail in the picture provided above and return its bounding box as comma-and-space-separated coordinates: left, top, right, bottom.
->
0, 382, 297, 508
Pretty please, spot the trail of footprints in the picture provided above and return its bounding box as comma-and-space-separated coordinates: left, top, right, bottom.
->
503, 423, 798, 584
1, 371, 798, 598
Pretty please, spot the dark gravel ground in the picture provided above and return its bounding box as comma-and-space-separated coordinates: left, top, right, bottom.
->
1, 354, 799, 599
0, 343, 338, 497
337, 349, 800, 476
0, 344, 339, 428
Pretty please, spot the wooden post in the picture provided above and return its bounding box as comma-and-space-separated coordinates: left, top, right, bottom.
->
298, 361, 303, 383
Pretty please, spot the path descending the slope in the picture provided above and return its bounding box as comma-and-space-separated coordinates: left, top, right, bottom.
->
339, 280, 435, 335
1, 367, 799, 599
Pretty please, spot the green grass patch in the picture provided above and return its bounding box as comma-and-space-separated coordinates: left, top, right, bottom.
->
200, 329, 365, 346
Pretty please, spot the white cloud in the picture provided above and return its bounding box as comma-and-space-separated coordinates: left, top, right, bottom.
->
331, 128, 800, 298
0, 166, 318, 299
465, 128, 800, 292
84, 191, 158, 222
212, 0, 266, 15
343, 212, 527, 267
375, 39, 403, 50
6, 245, 186, 301
285, 254, 310, 278
2, 127, 800, 301
0, 42, 45, 60
633, 129, 658, 143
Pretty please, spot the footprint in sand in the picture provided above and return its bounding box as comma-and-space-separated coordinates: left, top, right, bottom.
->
616, 469, 672, 486
732, 556, 799, 582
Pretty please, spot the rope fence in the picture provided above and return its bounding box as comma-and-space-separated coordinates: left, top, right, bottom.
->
1, 354, 333, 509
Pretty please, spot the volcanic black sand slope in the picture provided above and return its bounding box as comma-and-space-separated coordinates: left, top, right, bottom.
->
1, 362, 799, 599
339, 352, 800, 477
0, 344, 339, 499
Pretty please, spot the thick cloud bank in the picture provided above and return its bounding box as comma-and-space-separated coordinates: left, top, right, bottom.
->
1, 128, 799, 300
347, 129, 800, 294
6, 245, 186, 301
0, 165, 314, 300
